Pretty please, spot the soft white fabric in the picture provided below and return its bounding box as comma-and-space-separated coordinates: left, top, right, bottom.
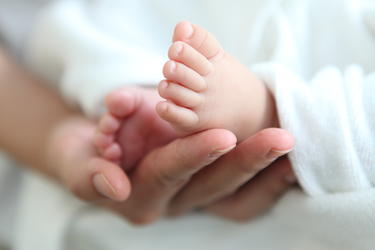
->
254, 64, 375, 195
0, 0, 51, 59
0, 0, 375, 249
26, 0, 166, 117
0, 153, 23, 250
13, 171, 86, 250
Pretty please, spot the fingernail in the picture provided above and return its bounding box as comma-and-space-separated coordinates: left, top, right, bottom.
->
284, 171, 297, 184
93, 174, 117, 200
184, 22, 194, 38
209, 145, 236, 159
266, 149, 292, 160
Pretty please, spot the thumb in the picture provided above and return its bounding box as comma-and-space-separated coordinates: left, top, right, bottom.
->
64, 158, 131, 202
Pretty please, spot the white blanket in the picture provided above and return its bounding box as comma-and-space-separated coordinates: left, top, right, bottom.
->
2, 0, 375, 249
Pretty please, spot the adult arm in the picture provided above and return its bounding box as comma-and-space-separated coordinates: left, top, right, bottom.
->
0, 48, 74, 177
0, 48, 131, 201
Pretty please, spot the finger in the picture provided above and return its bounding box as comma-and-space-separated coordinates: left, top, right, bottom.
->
51, 120, 131, 202
169, 128, 294, 215
110, 129, 236, 225
90, 158, 131, 201
63, 157, 131, 202
204, 157, 297, 222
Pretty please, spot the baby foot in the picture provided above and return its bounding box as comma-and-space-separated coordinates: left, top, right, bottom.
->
94, 87, 178, 170
157, 22, 277, 141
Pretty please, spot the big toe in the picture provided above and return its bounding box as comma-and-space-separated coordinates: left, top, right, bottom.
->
105, 89, 138, 117
173, 21, 223, 60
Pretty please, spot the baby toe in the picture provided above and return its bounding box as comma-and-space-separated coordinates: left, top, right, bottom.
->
93, 130, 114, 149
105, 89, 137, 117
168, 41, 213, 76
156, 101, 199, 131
163, 60, 207, 92
103, 143, 122, 161
158, 80, 203, 108
173, 21, 223, 60
99, 113, 121, 134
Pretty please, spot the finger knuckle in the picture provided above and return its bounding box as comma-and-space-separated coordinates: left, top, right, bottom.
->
145, 139, 191, 189
142, 153, 185, 189
234, 150, 267, 175
234, 162, 260, 175
172, 139, 190, 162
153, 167, 187, 189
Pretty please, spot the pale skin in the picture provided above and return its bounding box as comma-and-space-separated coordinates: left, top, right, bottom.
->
157, 21, 278, 139
0, 48, 129, 201
0, 43, 295, 225
89, 22, 296, 222
95, 22, 278, 168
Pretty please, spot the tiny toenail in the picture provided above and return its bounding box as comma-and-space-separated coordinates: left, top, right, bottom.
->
157, 101, 169, 112
184, 22, 194, 38
174, 43, 183, 56
160, 81, 168, 89
169, 61, 176, 72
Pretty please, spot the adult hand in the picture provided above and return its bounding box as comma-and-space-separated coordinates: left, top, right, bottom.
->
103, 128, 295, 224
102, 128, 237, 224
204, 156, 294, 222
168, 128, 296, 221
48, 117, 236, 223
49, 117, 294, 224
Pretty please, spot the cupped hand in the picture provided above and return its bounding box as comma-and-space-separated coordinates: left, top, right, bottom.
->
48, 117, 295, 224
102, 128, 295, 224
168, 128, 296, 221
48, 116, 235, 223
